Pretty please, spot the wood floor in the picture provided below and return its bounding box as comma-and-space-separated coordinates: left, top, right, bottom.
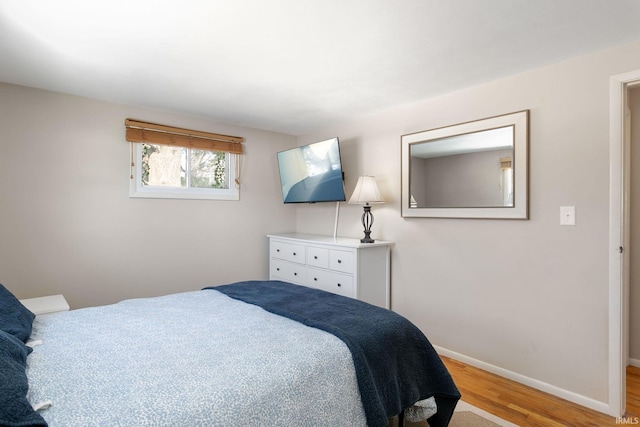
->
441, 356, 640, 426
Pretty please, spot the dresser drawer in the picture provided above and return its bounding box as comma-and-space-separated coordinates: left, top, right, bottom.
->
307, 268, 354, 298
271, 259, 306, 285
329, 249, 354, 273
271, 240, 306, 264
307, 246, 329, 269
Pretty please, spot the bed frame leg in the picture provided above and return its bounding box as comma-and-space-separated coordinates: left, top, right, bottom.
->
398, 410, 405, 427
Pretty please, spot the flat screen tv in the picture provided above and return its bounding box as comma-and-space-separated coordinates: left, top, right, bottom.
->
277, 137, 346, 203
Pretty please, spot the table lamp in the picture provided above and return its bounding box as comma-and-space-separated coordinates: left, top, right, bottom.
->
348, 176, 385, 243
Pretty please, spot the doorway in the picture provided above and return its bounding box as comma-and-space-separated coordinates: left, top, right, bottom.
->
610, 70, 640, 418
629, 88, 640, 374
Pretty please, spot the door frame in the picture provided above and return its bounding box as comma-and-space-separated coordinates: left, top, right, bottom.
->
610, 69, 640, 417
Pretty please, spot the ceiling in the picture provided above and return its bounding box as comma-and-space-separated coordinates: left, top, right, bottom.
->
1, 1, 640, 136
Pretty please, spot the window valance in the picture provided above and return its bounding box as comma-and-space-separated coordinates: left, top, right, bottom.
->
125, 119, 244, 154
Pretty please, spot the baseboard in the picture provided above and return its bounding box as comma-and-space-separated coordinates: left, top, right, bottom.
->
629, 358, 640, 368
435, 345, 611, 415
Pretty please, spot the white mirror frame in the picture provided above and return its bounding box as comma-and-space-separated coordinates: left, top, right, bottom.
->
401, 110, 529, 219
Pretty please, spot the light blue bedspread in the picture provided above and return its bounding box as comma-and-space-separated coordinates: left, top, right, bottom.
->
26, 290, 367, 426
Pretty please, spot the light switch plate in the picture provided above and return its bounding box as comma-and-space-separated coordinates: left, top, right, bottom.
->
560, 206, 576, 226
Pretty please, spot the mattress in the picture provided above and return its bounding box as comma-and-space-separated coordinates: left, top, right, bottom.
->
26, 289, 369, 426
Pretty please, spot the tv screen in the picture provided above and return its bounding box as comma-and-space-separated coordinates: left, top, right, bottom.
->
277, 137, 346, 203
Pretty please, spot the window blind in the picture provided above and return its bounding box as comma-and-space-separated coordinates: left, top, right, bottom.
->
125, 119, 243, 154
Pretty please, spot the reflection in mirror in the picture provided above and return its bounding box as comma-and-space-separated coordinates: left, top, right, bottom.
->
401, 110, 528, 219
409, 126, 514, 208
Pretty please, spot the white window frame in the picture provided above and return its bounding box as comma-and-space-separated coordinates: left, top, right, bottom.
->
130, 143, 239, 200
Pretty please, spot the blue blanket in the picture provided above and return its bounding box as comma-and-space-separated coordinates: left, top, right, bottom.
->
0, 330, 47, 427
209, 280, 460, 427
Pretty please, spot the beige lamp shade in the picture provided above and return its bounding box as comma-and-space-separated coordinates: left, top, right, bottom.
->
348, 176, 385, 204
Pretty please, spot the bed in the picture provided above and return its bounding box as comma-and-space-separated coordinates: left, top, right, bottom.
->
1, 280, 460, 427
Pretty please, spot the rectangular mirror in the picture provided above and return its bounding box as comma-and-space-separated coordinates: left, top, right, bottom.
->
401, 110, 529, 219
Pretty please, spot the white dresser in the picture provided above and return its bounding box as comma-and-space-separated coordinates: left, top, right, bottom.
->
268, 233, 392, 309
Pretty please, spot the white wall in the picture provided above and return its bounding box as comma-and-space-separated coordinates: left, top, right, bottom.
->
0, 82, 297, 308
295, 39, 640, 409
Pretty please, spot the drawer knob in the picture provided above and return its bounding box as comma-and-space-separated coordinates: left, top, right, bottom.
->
314, 256, 318, 259
293, 252, 297, 256
337, 283, 342, 287
276, 268, 280, 271
338, 259, 342, 264
277, 249, 280, 252
314, 277, 318, 281
294, 272, 297, 276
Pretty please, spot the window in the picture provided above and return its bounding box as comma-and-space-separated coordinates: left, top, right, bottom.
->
500, 157, 513, 207
125, 119, 243, 200
131, 143, 239, 200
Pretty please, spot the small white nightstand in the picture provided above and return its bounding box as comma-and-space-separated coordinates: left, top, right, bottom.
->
20, 295, 70, 315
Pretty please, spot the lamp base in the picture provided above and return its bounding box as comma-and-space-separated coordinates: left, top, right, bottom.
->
360, 204, 375, 243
